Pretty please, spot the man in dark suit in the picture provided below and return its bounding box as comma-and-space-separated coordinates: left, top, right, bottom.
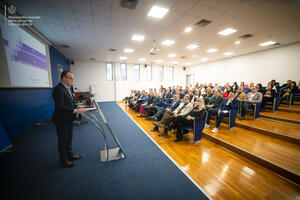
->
52, 71, 86, 167
150, 94, 181, 132
206, 91, 238, 133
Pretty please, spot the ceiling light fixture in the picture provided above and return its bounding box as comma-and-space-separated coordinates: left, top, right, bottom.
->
186, 44, 199, 50
119, 56, 127, 60
139, 58, 146, 61
168, 53, 177, 57
223, 52, 234, 56
131, 34, 145, 41
192, 54, 197, 58
201, 58, 209, 62
162, 40, 175, 46
155, 59, 163, 63
172, 61, 178, 64
206, 48, 218, 53
235, 41, 240, 45
184, 27, 192, 33
147, 5, 169, 19
259, 41, 276, 46
124, 48, 134, 53
218, 28, 237, 36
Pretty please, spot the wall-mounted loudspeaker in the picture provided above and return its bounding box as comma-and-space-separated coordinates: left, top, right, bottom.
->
144, 64, 147, 68
70, 60, 74, 65
183, 67, 186, 71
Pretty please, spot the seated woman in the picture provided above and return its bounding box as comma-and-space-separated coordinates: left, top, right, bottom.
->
223, 86, 233, 98
173, 98, 206, 142
261, 83, 276, 112
191, 90, 201, 102
280, 81, 297, 104
137, 92, 154, 117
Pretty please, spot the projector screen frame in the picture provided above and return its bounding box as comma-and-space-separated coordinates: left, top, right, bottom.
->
0, 5, 54, 89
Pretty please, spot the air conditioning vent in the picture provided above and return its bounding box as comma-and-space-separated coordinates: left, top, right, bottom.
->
239, 34, 253, 39
194, 19, 211, 27
120, 0, 138, 10
89, 58, 96, 61
180, 56, 187, 59
109, 48, 116, 52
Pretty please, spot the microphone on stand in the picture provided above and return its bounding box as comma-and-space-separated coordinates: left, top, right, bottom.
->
75, 87, 81, 92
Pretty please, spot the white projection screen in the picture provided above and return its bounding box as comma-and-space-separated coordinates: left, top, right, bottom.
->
0, 13, 52, 88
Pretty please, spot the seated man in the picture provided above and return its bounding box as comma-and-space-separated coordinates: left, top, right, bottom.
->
206, 89, 223, 110
235, 87, 246, 102
209, 91, 239, 133
173, 98, 206, 142
154, 95, 193, 136
240, 87, 263, 120
144, 92, 162, 120
150, 94, 181, 132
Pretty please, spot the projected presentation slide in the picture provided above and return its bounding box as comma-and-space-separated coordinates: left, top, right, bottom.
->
0, 14, 51, 88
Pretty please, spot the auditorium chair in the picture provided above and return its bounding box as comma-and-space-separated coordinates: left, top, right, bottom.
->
239, 102, 261, 120
183, 112, 207, 143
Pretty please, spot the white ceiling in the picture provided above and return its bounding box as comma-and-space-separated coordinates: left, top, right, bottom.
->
5, 0, 300, 66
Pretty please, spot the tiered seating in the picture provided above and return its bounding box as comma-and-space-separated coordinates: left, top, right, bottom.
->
202, 97, 300, 184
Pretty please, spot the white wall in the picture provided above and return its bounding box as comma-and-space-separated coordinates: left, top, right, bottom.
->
71, 60, 186, 102
71, 60, 115, 102
186, 42, 300, 86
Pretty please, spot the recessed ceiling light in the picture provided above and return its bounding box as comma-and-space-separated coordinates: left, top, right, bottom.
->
172, 61, 178, 64
124, 48, 134, 53
162, 40, 175, 46
185, 62, 192, 65
223, 52, 234, 56
192, 54, 197, 58
119, 56, 127, 60
235, 41, 240, 45
218, 28, 237, 36
147, 5, 169, 19
206, 48, 218, 53
201, 58, 209, 62
155, 59, 163, 63
139, 58, 146, 61
168, 53, 177, 58
186, 44, 199, 50
131, 34, 145, 41
184, 27, 192, 33
259, 41, 276, 46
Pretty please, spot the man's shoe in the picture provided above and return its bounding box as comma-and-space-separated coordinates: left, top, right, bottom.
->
204, 124, 209, 129
68, 155, 82, 161
153, 122, 162, 127
211, 127, 218, 133
151, 127, 159, 132
61, 160, 75, 167
174, 138, 183, 142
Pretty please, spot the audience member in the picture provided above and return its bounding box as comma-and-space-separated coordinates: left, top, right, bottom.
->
261, 83, 276, 112
240, 87, 263, 120
173, 98, 206, 142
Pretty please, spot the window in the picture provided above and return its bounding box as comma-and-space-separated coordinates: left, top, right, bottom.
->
146, 65, 152, 81
106, 62, 113, 81
158, 66, 163, 81
120, 63, 127, 81
134, 64, 140, 81
168, 66, 174, 81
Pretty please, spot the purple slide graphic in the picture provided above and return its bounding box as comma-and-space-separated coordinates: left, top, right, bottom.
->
6, 37, 48, 71
3, 38, 8, 46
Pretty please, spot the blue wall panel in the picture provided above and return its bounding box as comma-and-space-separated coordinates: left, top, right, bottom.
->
0, 46, 70, 138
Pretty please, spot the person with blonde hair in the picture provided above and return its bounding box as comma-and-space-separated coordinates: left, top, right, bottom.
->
173, 98, 206, 142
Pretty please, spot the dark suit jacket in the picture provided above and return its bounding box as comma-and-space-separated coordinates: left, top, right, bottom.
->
52, 82, 76, 124
169, 100, 181, 111
218, 98, 238, 111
